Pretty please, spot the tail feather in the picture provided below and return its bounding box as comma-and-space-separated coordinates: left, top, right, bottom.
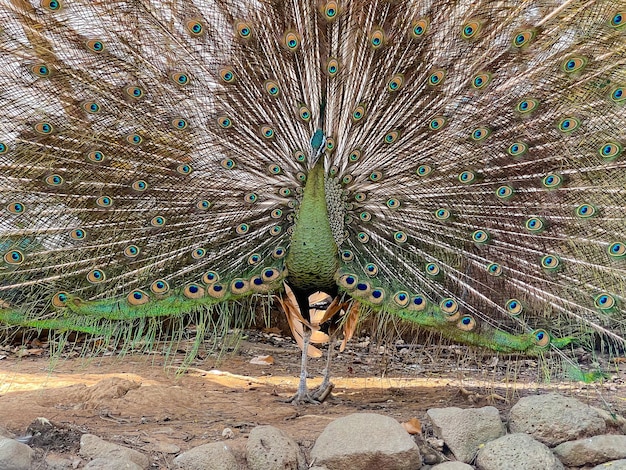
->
0, 0, 625, 372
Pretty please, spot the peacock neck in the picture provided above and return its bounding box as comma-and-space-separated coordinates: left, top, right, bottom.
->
285, 159, 339, 295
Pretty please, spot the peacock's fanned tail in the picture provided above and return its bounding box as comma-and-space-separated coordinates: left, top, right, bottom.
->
0, 0, 625, 371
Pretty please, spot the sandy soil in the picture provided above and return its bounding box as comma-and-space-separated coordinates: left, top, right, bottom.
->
1, 329, 625, 469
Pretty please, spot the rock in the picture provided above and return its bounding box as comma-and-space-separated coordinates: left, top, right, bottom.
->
0, 437, 33, 470
150, 441, 180, 454
44, 453, 76, 470
246, 425, 306, 470
427, 406, 505, 463
79, 434, 149, 469
431, 462, 475, 469
592, 407, 626, 434
84, 458, 143, 469
172, 442, 238, 470
553, 435, 626, 466
311, 413, 422, 470
0, 426, 15, 439
591, 459, 626, 469
509, 393, 605, 446
475, 433, 563, 470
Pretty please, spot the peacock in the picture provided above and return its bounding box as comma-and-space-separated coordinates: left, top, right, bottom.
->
0, 0, 625, 404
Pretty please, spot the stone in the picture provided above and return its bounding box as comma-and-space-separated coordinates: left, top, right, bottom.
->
431, 462, 475, 469
311, 413, 422, 470
79, 434, 149, 469
84, 458, 143, 469
553, 435, 626, 466
0, 437, 33, 470
475, 433, 563, 470
150, 441, 180, 454
427, 406, 505, 463
0, 426, 15, 439
246, 425, 306, 470
172, 442, 238, 470
509, 393, 605, 446
44, 453, 75, 470
591, 459, 626, 470
592, 407, 626, 434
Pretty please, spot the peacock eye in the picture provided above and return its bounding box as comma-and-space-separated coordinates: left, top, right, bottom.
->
170, 72, 190, 86
428, 69, 445, 86
187, 19, 205, 36
461, 19, 482, 39
326, 58, 340, 76
35, 122, 54, 134
562, 56, 587, 74
176, 164, 192, 175
512, 29, 535, 47
42, 0, 62, 11
264, 80, 280, 96
352, 104, 367, 122
260, 125, 275, 139
516, 98, 539, 114
429, 116, 446, 130
86, 39, 105, 52
283, 30, 300, 50
411, 19, 429, 38
599, 142, 622, 160
369, 27, 385, 48
4, 250, 25, 265
387, 74, 404, 92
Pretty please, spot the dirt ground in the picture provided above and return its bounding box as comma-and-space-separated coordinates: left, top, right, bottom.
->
1, 328, 625, 469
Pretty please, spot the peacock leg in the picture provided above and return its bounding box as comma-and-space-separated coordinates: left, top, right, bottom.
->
287, 324, 320, 404
310, 339, 335, 402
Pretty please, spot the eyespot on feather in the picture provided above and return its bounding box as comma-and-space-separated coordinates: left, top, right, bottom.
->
150, 279, 170, 294
127, 290, 149, 305
283, 30, 300, 51
186, 19, 205, 36
184, 283, 205, 299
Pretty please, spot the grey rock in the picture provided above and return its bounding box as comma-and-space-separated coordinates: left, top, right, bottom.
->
150, 441, 181, 454
44, 453, 75, 470
246, 425, 306, 470
79, 434, 149, 469
0, 437, 33, 470
431, 462, 475, 469
591, 459, 626, 469
427, 406, 505, 463
476, 433, 563, 470
553, 435, 626, 466
509, 393, 605, 446
311, 413, 422, 470
592, 407, 626, 434
84, 458, 143, 469
172, 442, 238, 470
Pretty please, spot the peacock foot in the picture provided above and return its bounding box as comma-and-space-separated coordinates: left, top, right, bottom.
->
285, 390, 321, 405
310, 381, 334, 403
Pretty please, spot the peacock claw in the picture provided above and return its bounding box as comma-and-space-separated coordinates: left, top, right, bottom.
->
285, 392, 321, 405
310, 382, 334, 403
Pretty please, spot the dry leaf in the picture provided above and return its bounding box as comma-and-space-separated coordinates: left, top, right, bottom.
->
262, 327, 282, 335
402, 418, 421, 434
249, 355, 274, 365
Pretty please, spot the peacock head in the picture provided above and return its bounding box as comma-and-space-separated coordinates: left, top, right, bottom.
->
310, 128, 327, 164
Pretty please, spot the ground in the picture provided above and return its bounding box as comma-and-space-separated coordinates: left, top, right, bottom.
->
1, 327, 625, 469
